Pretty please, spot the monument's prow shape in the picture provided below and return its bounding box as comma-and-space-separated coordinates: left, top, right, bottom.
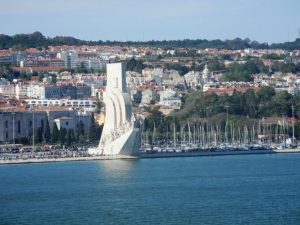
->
88, 63, 141, 157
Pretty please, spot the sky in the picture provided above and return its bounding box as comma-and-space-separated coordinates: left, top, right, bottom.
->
1, 0, 300, 44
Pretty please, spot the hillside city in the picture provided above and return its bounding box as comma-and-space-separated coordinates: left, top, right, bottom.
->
1, 33, 300, 153
3, 0, 300, 224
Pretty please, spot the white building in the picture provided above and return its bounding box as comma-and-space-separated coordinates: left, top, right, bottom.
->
0, 84, 15, 97
202, 64, 212, 83
159, 89, 181, 109
15, 83, 28, 100
162, 70, 185, 86
57, 51, 78, 69
27, 85, 43, 99
141, 89, 157, 105
126, 71, 146, 86
78, 59, 107, 71
25, 99, 97, 109
184, 71, 202, 89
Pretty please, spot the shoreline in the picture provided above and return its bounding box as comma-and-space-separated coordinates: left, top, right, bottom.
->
0, 155, 138, 165
0, 149, 300, 165
140, 149, 300, 158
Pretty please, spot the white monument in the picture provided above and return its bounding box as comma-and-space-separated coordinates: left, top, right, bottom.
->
89, 63, 141, 156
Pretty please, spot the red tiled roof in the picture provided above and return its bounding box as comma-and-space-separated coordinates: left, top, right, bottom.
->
0, 50, 11, 55
206, 87, 260, 96
30, 76, 39, 81
12, 66, 65, 72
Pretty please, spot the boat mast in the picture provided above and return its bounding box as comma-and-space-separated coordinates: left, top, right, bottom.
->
292, 104, 295, 144
188, 121, 191, 147
152, 122, 156, 147
173, 123, 176, 148
32, 107, 35, 153
12, 109, 15, 146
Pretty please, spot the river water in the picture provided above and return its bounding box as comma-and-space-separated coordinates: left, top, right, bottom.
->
1, 154, 300, 225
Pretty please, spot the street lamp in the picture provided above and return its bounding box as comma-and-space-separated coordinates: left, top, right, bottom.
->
31, 106, 35, 153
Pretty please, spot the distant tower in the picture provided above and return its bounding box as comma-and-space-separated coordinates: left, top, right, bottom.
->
298, 28, 300, 39
202, 64, 210, 83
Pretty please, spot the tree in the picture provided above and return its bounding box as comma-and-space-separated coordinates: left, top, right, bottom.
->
78, 135, 85, 144
0, 63, 12, 79
51, 74, 57, 84
88, 113, 98, 143
257, 86, 276, 102
165, 63, 190, 76
38, 74, 44, 82
126, 58, 145, 73
2, 31, 300, 51
51, 123, 59, 143
295, 122, 300, 139
88, 124, 97, 143
242, 90, 257, 117
207, 60, 225, 71
35, 127, 43, 144
262, 54, 285, 60
76, 121, 85, 141
70, 129, 76, 144
221, 60, 267, 82
44, 120, 51, 143
66, 129, 74, 146
59, 128, 67, 145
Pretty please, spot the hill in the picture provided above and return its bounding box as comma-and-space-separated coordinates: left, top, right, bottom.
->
0, 31, 299, 50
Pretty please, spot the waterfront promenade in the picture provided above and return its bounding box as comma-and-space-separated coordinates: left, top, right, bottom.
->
0, 155, 138, 165
1, 149, 300, 165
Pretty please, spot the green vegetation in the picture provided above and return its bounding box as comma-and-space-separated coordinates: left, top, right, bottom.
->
88, 114, 103, 144
0, 32, 85, 50
142, 87, 300, 141
0, 63, 12, 79
44, 119, 51, 142
66, 129, 75, 146
165, 63, 190, 75
171, 87, 299, 121
152, 86, 296, 125
2, 32, 300, 50
51, 123, 59, 143
33, 118, 102, 146
206, 60, 225, 71
221, 60, 267, 82
270, 38, 300, 51
295, 122, 300, 139
271, 62, 300, 73
262, 54, 286, 60
126, 58, 145, 73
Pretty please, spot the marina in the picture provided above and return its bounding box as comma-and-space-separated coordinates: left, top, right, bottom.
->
1, 146, 300, 165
